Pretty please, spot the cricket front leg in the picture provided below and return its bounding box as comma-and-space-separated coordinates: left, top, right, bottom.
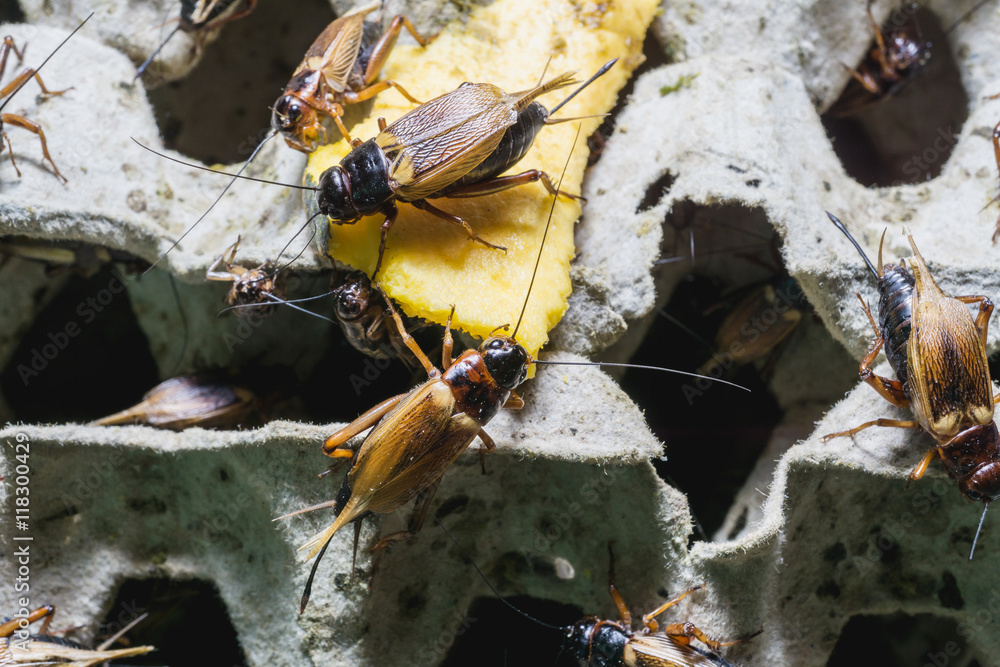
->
476, 428, 496, 475
661, 621, 762, 653
376, 282, 438, 377
0, 36, 26, 82
908, 447, 939, 484
202, 0, 258, 32
640, 585, 705, 633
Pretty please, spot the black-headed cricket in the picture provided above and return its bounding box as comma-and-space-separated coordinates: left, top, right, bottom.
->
330, 267, 417, 367
438, 528, 761, 667
144, 59, 618, 279
137, 1, 432, 270
562, 552, 759, 667
824, 213, 1000, 556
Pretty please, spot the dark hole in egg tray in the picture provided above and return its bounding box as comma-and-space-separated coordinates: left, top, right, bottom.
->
0, 0, 25, 23
827, 612, 980, 666
440, 595, 583, 667
145, 0, 337, 165
99, 577, 248, 667
621, 202, 787, 538
822, 6, 969, 188
0, 264, 160, 423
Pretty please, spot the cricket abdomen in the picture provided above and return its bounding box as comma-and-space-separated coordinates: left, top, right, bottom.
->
878, 263, 914, 386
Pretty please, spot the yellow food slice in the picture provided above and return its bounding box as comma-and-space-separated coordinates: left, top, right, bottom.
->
304, 0, 657, 358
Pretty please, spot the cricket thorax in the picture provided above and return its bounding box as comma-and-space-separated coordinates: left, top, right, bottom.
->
443, 352, 509, 424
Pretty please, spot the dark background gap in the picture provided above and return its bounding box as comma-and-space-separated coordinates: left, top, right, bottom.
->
822, 7, 969, 187
99, 578, 248, 667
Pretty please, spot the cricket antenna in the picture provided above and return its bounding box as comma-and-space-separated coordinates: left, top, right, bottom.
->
133, 25, 181, 81
511, 128, 751, 393
970, 502, 989, 561
434, 516, 565, 632
220, 289, 339, 319
132, 138, 313, 191
547, 58, 617, 119
532, 360, 751, 392
274, 209, 324, 271
261, 292, 336, 323
945, 0, 994, 35
95, 612, 150, 651
827, 212, 880, 279
0, 13, 93, 115
134, 132, 301, 274
512, 126, 579, 338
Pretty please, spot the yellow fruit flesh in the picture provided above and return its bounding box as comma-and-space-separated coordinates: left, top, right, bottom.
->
304, 0, 657, 358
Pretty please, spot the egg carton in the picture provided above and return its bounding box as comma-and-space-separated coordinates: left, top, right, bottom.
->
2, 0, 1000, 665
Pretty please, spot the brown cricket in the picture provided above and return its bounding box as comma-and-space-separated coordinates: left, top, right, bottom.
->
278, 133, 749, 612
824, 214, 1000, 556
90, 375, 260, 430
271, 0, 432, 150
134, 0, 257, 80
825, 1, 930, 117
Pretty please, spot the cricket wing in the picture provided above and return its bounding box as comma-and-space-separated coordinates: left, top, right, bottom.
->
349, 380, 465, 508
626, 635, 733, 667
18, 640, 155, 667
89, 377, 253, 429
297, 12, 368, 91
365, 411, 481, 514
300, 381, 457, 559
908, 295, 994, 437
379, 84, 517, 200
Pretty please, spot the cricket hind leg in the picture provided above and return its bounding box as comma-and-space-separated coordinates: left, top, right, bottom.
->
1, 113, 67, 182
367, 479, 442, 579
